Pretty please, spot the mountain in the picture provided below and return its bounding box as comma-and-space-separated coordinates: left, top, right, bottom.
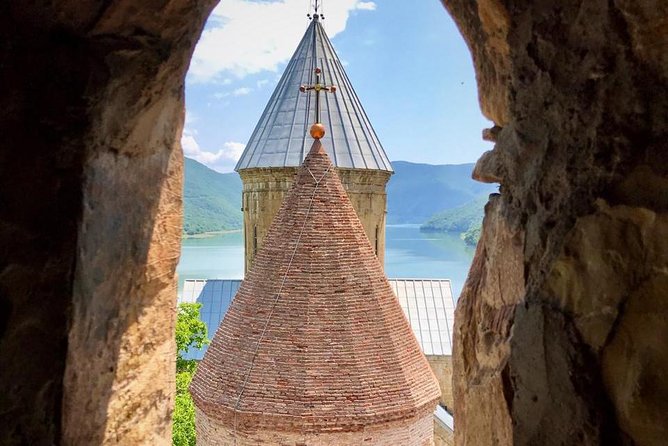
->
421, 195, 488, 233
462, 224, 482, 246
182, 158, 497, 235
183, 158, 242, 235
421, 196, 488, 246
386, 161, 496, 224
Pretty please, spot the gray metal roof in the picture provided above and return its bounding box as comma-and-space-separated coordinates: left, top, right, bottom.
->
435, 404, 455, 431
235, 16, 392, 172
180, 279, 241, 360
388, 279, 455, 356
178, 277, 455, 360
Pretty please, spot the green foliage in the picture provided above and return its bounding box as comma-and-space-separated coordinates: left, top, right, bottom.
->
387, 161, 497, 224
182, 158, 497, 235
421, 195, 488, 233
420, 195, 487, 247
175, 303, 208, 373
173, 303, 208, 445
173, 372, 196, 446
462, 223, 482, 246
183, 157, 243, 235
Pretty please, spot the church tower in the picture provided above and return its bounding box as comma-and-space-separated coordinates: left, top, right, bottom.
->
236, 9, 392, 273
191, 133, 440, 445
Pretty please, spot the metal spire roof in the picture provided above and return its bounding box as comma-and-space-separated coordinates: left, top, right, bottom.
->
235, 16, 393, 172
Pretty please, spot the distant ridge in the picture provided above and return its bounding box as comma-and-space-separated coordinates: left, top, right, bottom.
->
182, 158, 497, 235
183, 158, 242, 235
387, 161, 496, 224
421, 195, 489, 233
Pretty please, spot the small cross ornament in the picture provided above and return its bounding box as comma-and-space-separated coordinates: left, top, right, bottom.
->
307, 0, 325, 21
300, 67, 336, 139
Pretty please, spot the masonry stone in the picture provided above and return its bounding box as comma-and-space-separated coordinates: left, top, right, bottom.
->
240, 167, 390, 272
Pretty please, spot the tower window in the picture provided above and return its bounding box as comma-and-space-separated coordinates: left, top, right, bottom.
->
375, 225, 379, 256
253, 226, 258, 255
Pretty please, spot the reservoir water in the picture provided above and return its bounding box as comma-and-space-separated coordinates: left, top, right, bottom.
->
177, 225, 474, 300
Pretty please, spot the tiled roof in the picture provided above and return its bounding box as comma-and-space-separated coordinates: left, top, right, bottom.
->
191, 141, 438, 432
179, 278, 455, 359
235, 16, 392, 172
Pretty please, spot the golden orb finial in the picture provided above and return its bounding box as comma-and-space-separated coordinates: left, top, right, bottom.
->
310, 122, 326, 140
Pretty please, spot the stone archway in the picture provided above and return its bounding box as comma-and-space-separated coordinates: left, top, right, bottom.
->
0, 0, 666, 444
444, 1, 668, 444
0, 1, 217, 443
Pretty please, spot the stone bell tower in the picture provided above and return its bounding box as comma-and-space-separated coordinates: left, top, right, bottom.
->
235, 9, 393, 273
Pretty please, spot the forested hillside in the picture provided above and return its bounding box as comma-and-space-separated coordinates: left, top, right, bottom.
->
421, 195, 489, 245
183, 158, 242, 235
183, 158, 496, 235
421, 195, 488, 233
386, 162, 496, 224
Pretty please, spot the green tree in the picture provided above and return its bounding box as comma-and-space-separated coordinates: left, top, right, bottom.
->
173, 303, 208, 445
175, 303, 208, 373
173, 371, 196, 446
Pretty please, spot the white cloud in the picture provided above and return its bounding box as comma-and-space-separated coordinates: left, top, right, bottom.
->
181, 130, 201, 156
181, 127, 245, 172
220, 141, 246, 161
355, 2, 376, 11
185, 111, 198, 126
232, 87, 252, 96
188, 0, 377, 83
256, 79, 270, 88
212, 86, 253, 100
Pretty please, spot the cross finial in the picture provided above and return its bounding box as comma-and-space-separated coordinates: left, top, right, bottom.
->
307, 0, 324, 21
300, 68, 337, 139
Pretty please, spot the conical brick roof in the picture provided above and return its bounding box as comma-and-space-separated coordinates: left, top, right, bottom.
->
191, 140, 439, 432
235, 16, 392, 172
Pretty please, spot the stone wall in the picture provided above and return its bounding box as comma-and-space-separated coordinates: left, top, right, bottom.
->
239, 167, 390, 272
1, 0, 666, 444
443, 0, 668, 444
426, 355, 454, 410
434, 420, 455, 446
195, 407, 435, 446
338, 168, 392, 267
0, 1, 216, 444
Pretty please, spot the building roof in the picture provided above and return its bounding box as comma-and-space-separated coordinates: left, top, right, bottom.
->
180, 278, 455, 359
389, 278, 455, 356
235, 16, 392, 172
191, 140, 438, 432
435, 404, 455, 432
180, 279, 242, 360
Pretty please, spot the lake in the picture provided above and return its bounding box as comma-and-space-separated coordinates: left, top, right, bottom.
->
177, 225, 474, 300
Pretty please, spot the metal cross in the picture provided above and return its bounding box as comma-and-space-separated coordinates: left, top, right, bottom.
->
300, 67, 336, 124
307, 0, 324, 21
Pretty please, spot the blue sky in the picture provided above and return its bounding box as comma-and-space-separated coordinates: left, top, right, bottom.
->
183, 0, 493, 172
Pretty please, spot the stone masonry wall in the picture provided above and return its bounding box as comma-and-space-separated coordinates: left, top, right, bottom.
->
195, 407, 435, 446
442, 0, 668, 444
2, 0, 666, 444
239, 167, 390, 272
427, 355, 454, 410
0, 1, 216, 444
434, 420, 455, 446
